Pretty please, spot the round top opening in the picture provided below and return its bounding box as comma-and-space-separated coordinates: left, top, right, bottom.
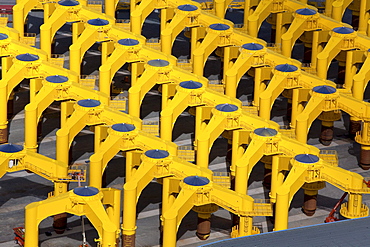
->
295, 154, 319, 164
179, 80, 202, 89
254, 127, 278, 137
58, 0, 80, 6
209, 23, 230, 31
296, 8, 316, 15
112, 123, 135, 132
145, 149, 169, 159
118, 38, 139, 46
16, 53, 39, 62
275, 64, 298, 72
0, 33, 9, 40
178, 4, 198, 11
215, 103, 238, 112
87, 18, 109, 26
333, 27, 354, 34
0, 143, 23, 153
73, 186, 99, 196
46, 75, 69, 83
184, 176, 210, 186
77, 99, 101, 107
148, 59, 169, 67
313, 85, 337, 94
242, 43, 264, 51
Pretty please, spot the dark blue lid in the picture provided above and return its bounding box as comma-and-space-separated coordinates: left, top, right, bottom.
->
184, 176, 210, 186
145, 149, 169, 159
16, 53, 39, 62
180, 80, 202, 89
73, 186, 99, 196
58, 0, 79, 6
0, 33, 9, 40
112, 123, 135, 132
77, 99, 101, 107
46, 75, 68, 83
254, 127, 278, 137
216, 103, 238, 112
275, 64, 298, 72
242, 43, 264, 51
296, 8, 316, 15
295, 154, 319, 163
178, 4, 198, 11
209, 23, 230, 31
118, 38, 139, 46
0, 143, 23, 153
333, 27, 354, 34
148, 59, 169, 67
87, 18, 109, 26
313, 85, 336, 94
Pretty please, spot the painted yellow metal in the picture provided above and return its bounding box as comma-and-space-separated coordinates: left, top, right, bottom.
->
4, 0, 370, 246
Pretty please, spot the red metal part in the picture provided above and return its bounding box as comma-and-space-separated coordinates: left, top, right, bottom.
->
363, 179, 370, 188
0, 5, 13, 14
13, 227, 25, 246
325, 192, 348, 223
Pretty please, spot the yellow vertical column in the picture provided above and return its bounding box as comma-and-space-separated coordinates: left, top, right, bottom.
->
270, 155, 284, 203
230, 131, 245, 180
274, 189, 289, 231
310, 30, 320, 69
89, 154, 103, 189
122, 182, 137, 247
253, 67, 265, 108
1, 56, 13, 78
24, 206, 39, 247
344, 50, 356, 89
162, 212, 178, 247
110, 189, 122, 230
190, 27, 198, 61
0, 85, 8, 144
24, 105, 38, 152
60, 100, 74, 128
290, 88, 304, 128
358, 0, 367, 34
72, 21, 84, 43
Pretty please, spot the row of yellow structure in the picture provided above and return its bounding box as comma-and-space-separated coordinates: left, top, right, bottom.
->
1, 0, 370, 246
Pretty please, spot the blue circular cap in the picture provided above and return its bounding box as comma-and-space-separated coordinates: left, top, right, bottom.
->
16, 53, 39, 62
184, 176, 210, 186
87, 18, 109, 26
275, 64, 298, 72
73, 186, 99, 196
295, 154, 319, 164
58, 0, 79, 6
180, 80, 202, 89
118, 38, 139, 46
242, 43, 264, 51
112, 123, 135, 132
296, 8, 316, 15
148, 59, 169, 67
333, 27, 354, 34
46, 75, 68, 83
216, 103, 238, 112
254, 127, 278, 137
209, 23, 230, 31
77, 99, 101, 107
178, 4, 198, 11
0, 143, 23, 153
145, 149, 169, 159
313, 85, 337, 94
0, 33, 9, 40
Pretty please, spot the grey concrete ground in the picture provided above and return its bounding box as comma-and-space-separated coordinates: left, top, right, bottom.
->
1, 4, 370, 247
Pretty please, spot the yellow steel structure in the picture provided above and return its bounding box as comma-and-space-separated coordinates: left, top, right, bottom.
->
3, 0, 370, 246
